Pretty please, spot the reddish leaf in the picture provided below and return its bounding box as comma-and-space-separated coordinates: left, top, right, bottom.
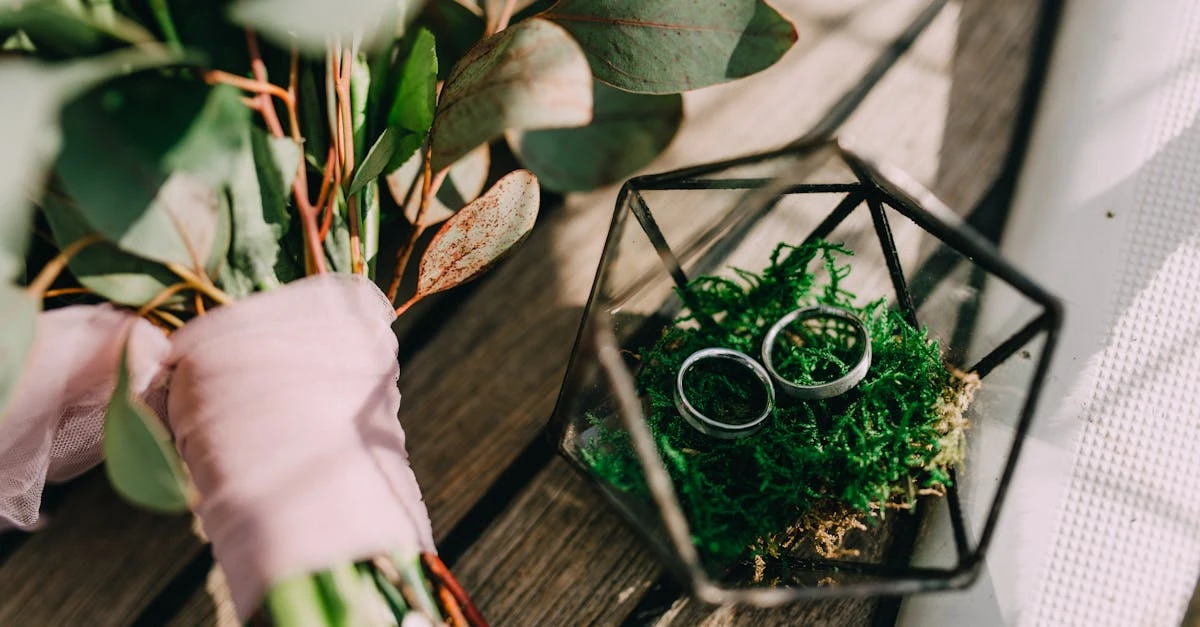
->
416, 169, 539, 297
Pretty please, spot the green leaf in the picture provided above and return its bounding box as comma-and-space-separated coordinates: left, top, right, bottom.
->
389, 28, 437, 133
55, 76, 248, 268
417, 0, 484, 81
0, 1, 155, 58
159, 0, 252, 73
415, 169, 538, 298
508, 81, 681, 191
0, 51, 181, 283
228, 0, 424, 53
40, 190, 181, 307
351, 28, 438, 195
387, 143, 489, 227
545, 0, 797, 93
349, 127, 404, 196
223, 129, 301, 296
429, 18, 592, 172
0, 284, 37, 424
104, 345, 190, 513
351, 51, 371, 164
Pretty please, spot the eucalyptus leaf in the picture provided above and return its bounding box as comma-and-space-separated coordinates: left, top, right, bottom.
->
207, 190, 232, 281
417, 0, 483, 81
387, 28, 437, 136
104, 345, 190, 513
349, 127, 402, 196
0, 51, 181, 283
351, 27, 437, 196
362, 179, 381, 278
416, 169, 538, 298
545, 0, 797, 94
0, 284, 38, 424
324, 197, 353, 274
229, 0, 424, 53
387, 143, 489, 227
508, 81, 681, 191
56, 76, 248, 268
40, 190, 181, 307
429, 18, 592, 172
224, 129, 301, 296
0, 1, 155, 57
351, 51, 370, 164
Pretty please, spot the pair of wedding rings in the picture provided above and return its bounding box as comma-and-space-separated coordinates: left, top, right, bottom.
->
672, 306, 872, 439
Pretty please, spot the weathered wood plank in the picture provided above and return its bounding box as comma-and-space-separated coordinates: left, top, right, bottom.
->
0, 472, 197, 626
452, 459, 661, 626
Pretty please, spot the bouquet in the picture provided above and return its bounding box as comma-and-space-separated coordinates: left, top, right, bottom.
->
0, 0, 797, 624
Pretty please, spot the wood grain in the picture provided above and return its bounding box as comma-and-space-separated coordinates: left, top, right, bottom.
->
0, 472, 198, 626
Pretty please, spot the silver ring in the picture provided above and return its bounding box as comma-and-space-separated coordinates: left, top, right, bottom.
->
760, 305, 872, 400
674, 348, 775, 439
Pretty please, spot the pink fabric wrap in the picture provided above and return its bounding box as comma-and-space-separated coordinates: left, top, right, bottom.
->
0, 306, 169, 530
0, 275, 434, 620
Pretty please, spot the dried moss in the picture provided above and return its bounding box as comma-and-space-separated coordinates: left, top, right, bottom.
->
581, 240, 970, 565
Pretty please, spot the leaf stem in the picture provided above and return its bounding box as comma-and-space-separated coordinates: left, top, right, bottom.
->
244, 30, 286, 137
135, 282, 191, 317
149, 309, 185, 329
394, 554, 442, 622
394, 295, 419, 317
438, 585, 468, 627
204, 70, 290, 102
286, 48, 303, 143
147, 0, 183, 51
42, 286, 92, 299
165, 262, 232, 306
494, 0, 518, 35
337, 47, 356, 177
422, 553, 488, 627
264, 575, 329, 627
316, 146, 337, 241
25, 234, 102, 297
386, 150, 447, 303
245, 29, 326, 275
348, 194, 363, 275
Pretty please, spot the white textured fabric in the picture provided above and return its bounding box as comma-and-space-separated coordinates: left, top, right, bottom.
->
900, 1, 1200, 625
1035, 3, 1200, 624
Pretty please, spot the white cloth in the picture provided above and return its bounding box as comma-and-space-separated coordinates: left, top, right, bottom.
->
902, 1, 1200, 625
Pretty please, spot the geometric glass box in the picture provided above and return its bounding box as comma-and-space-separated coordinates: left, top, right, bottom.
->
547, 138, 1063, 605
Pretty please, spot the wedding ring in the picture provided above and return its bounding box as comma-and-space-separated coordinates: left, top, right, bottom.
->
760, 305, 872, 400
674, 348, 775, 439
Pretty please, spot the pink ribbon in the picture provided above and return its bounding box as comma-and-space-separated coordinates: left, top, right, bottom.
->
0, 275, 435, 620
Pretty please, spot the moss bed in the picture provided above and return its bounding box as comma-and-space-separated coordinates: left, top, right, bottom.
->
582, 240, 976, 566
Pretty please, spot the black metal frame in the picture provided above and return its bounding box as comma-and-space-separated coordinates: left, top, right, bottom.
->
546, 0, 1065, 610
547, 136, 1063, 602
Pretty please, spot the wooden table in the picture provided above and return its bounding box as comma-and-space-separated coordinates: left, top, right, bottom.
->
0, 1, 1050, 624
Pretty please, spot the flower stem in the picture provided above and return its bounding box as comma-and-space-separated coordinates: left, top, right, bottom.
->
165, 262, 231, 306
25, 233, 102, 298
264, 575, 329, 627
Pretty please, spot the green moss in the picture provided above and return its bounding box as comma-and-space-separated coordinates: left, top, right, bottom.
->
582, 240, 967, 565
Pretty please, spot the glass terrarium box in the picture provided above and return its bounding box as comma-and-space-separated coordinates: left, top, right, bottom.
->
547, 139, 1061, 604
